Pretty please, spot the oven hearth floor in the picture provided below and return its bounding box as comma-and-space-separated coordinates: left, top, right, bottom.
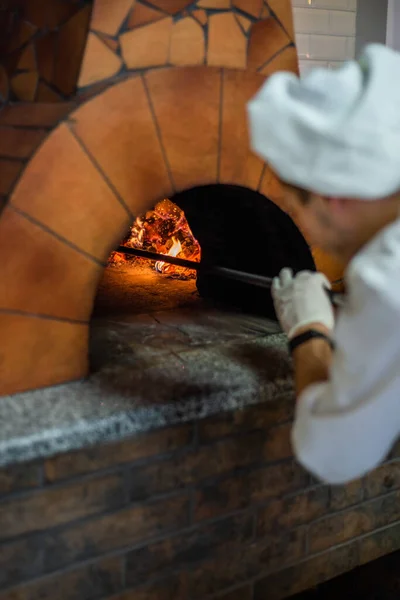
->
0, 267, 294, 468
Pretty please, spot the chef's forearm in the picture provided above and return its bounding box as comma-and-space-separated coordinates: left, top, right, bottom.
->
292, 324, 333, 398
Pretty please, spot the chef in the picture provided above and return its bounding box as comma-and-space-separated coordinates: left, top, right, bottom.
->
247, 44, 400, 484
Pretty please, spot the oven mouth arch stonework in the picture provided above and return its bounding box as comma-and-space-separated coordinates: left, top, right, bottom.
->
0, 2, 344, 397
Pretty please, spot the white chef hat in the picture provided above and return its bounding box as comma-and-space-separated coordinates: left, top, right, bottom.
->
247, 44, 400, 200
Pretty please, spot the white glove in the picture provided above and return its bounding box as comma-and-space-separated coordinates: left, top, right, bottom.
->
272, 268, 335, 339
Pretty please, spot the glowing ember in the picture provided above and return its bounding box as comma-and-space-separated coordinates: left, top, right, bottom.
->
111, 199, 201, 279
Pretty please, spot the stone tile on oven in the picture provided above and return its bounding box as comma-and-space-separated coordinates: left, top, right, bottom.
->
268, 0, 296, 40
207, 12, 247, 69
0, 128, 46, 160
36, 31, 58, 83
52, 4, 92, 96
248, 16, 290, 71
89, 318, 191, 371
97, 33, 119, 53
259, 165, 286, 212
127, 3, 164, 29
198, 0, 231, 9
236, 13, 252, 34
145, 66, 221, 191
0, 313, 88, 396
120, 17, 173, 69
10, 123, 131, 264
192, 9, 208, 26
232, 0, 263, 18
10, 72, 38, 102
78, 32, 122, 88
0, 159, 23, 195
71, 76, 173, 217
262, 3, 270, 18
169, 17, 205, 67
17, 44, 36, 70
36, 81, 64, 102
7, 21, 36, 53
147, 0, 193, 14
259, 45, 299, 76
0, 206, 102, 321
24, 0, 77, 29
219, 69, 266, 190
91, 0, 134, 36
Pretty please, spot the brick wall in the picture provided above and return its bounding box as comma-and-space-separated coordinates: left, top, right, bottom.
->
1, 397, 400, 600
292, 0, 357, 75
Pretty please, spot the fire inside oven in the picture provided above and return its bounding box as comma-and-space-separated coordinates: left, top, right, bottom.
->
94, 184, 316, 320
109, 198, 201, 280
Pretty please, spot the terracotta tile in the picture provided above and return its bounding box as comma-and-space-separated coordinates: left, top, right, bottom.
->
17, 44, 36, 71
259, 45, 298, 77
52, 4, 92, 96
219, 69, 265, 190
248, 16, 290, 71
147, 1, 193, 15
97, 33, 119, 53
197, 0, 230, 7
261, 3, 270, 18
232, 0, 263, 18
259, 165, 286, 211
267, 0, 295, 41
0, 205, 102, 321
36, 31, 57, 83
24, 0, 78, 29
145, 66, 221, 190
0, 313, 88, 396
0, 128, 47, 159
11, 123, 130, 263
77, 79, 112, 103
208, 12, 247, 69
78, 33, 122, 88
91, 0, 134, 36
169, 17, 205, 66
236, 14, 252, 33
0, 159, 23, 195
120, 17, 173, 69
0, 103, 74, 127
192, 9, 207, 26
11, 72, 38, 101
71, 76, 173, 216
0, 66, 9, 102
36, 81, 64, 102
2, 49, 23, 83
7, 21, 36, 53
127, 2, 164, 28
312, 248, 345, 286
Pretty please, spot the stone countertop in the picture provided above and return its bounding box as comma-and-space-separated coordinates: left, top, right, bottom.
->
0, 309, 293, 468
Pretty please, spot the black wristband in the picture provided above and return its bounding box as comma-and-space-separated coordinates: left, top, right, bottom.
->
289, 329, 335, 355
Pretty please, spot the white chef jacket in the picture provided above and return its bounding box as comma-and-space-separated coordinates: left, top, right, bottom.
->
292, 217, 400, 484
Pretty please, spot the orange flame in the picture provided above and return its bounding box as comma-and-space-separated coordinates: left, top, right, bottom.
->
155, 236, 182, 273
111, 199, 201, 279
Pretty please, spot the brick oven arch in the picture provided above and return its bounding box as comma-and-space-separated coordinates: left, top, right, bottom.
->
0, 66, 342, 396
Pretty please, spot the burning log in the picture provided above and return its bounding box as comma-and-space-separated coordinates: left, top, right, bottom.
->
109, 199, 201, 279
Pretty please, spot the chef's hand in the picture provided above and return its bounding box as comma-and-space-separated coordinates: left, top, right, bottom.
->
272, 268, 335, 339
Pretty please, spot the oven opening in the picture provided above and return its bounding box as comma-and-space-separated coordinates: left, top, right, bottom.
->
93, 183, 316, 322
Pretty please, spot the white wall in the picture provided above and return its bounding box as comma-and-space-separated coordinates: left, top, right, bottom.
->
292, 0, 358, 76
386, 0, 400, 52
